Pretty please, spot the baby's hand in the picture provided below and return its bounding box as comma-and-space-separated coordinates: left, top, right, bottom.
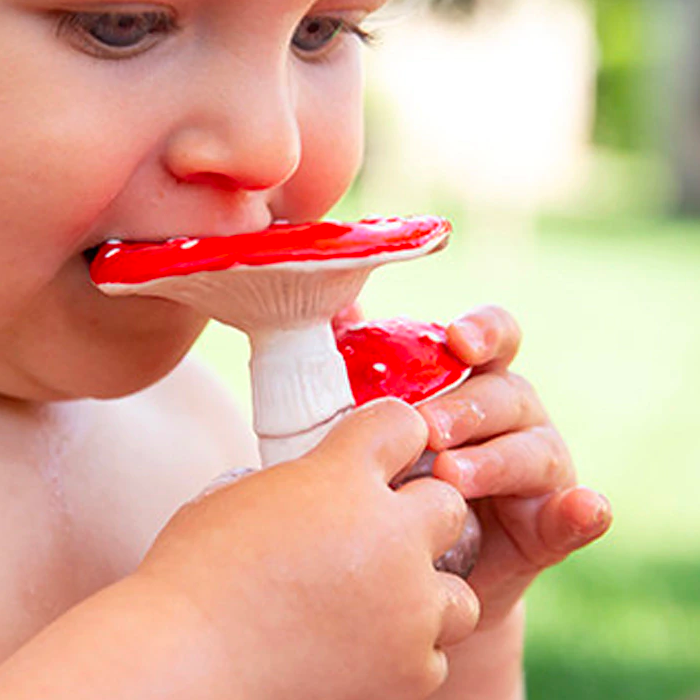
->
137, 399, 479, 700
419, 306, 612, 628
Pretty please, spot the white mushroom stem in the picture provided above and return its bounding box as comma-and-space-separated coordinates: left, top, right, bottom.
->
248, 323, 355, 466
90, 217, 451, 469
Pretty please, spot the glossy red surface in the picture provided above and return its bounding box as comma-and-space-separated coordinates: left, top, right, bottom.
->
90, 216, 450, 285
335, 318, 470, 406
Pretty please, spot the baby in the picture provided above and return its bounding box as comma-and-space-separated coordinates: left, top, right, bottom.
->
0, 1, 611, 698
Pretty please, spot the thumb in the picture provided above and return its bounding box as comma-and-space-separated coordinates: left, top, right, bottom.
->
310, 398, 429, 484
331, 302, 364, 335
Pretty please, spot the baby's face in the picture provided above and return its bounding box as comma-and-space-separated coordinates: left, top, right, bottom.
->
0, 0, 385, 400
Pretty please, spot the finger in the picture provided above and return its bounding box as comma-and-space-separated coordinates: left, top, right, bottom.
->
397, 477, 468, 559
435, 573, 480, 648
433, 425, 574, 499
312, 397, 428, 483
425, 650, 450, 695
331, 301, 364, 334
489, 487, 612, 569
446, 305, 521, 372
538, 486, 613, 555
419, 371, 547, 451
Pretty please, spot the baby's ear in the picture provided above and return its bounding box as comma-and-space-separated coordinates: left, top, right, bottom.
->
331, 302, 364, 335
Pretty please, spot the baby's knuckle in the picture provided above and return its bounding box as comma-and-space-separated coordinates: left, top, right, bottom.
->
506, 373, 536, 418
535, 426, 570, 482
503, 309, 523, 342
449, 576, 481, 630
473, 303, 502, 322
508, 371, 535, 398
479, 304, 521, 340
398, 653, 446, 699
550, 434, 575, 482
485, 446, 509, 482
437, 482, 468, 534
422, 655, 450, 697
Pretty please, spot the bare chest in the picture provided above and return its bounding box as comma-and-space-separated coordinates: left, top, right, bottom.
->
0, 392, 244, 662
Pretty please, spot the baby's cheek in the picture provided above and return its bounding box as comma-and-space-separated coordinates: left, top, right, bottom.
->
277, 57, 364, 220
1, 63, 151, 253
279, 119, 362, 221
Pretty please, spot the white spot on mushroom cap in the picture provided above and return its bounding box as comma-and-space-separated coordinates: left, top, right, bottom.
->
372, 362, 388, 373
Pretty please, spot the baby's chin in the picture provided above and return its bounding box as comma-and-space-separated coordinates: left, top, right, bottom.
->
70, 322, 208, 401
7, 308, 207, 402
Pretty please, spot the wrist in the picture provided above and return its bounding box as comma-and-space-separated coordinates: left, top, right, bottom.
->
430, 601, 526, 700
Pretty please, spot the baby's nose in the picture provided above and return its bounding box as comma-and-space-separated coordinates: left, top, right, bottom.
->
163, 62, 301, 192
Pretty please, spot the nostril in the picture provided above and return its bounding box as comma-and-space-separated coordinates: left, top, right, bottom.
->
177, 171, 244, 192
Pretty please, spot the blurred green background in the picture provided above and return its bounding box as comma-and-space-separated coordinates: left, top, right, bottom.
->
196, 1, 700, 698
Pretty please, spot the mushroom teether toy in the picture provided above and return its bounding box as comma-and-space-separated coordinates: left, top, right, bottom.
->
91, 215, 480, 577
335, 316, 480, 576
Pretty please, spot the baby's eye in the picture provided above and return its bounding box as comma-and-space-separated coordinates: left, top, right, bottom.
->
292, 16, 372, 56
56, 9, 177, 58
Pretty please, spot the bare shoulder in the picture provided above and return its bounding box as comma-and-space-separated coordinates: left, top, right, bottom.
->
141, 354, 259, 469
65, 355, 260, 560
80, 354, 260, 519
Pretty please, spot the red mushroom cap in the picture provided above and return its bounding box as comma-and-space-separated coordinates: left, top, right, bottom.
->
335, 317, 471, 406
90, 215, 450, 286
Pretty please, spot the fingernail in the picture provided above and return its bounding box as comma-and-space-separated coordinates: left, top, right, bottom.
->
454, 319, 487, 357
568, 492, 612, 544
587, 494, 613, 534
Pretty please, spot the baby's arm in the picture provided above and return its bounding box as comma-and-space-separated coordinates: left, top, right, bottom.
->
420, 307, 612, 700
0, 574, 228, 700
0, 400, 477, 700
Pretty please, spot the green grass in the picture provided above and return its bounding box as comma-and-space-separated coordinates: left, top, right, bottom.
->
194, 208, 700, 700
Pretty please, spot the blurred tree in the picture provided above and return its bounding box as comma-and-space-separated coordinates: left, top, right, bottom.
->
590, 0, 656, 152
661, 0, 700, 214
